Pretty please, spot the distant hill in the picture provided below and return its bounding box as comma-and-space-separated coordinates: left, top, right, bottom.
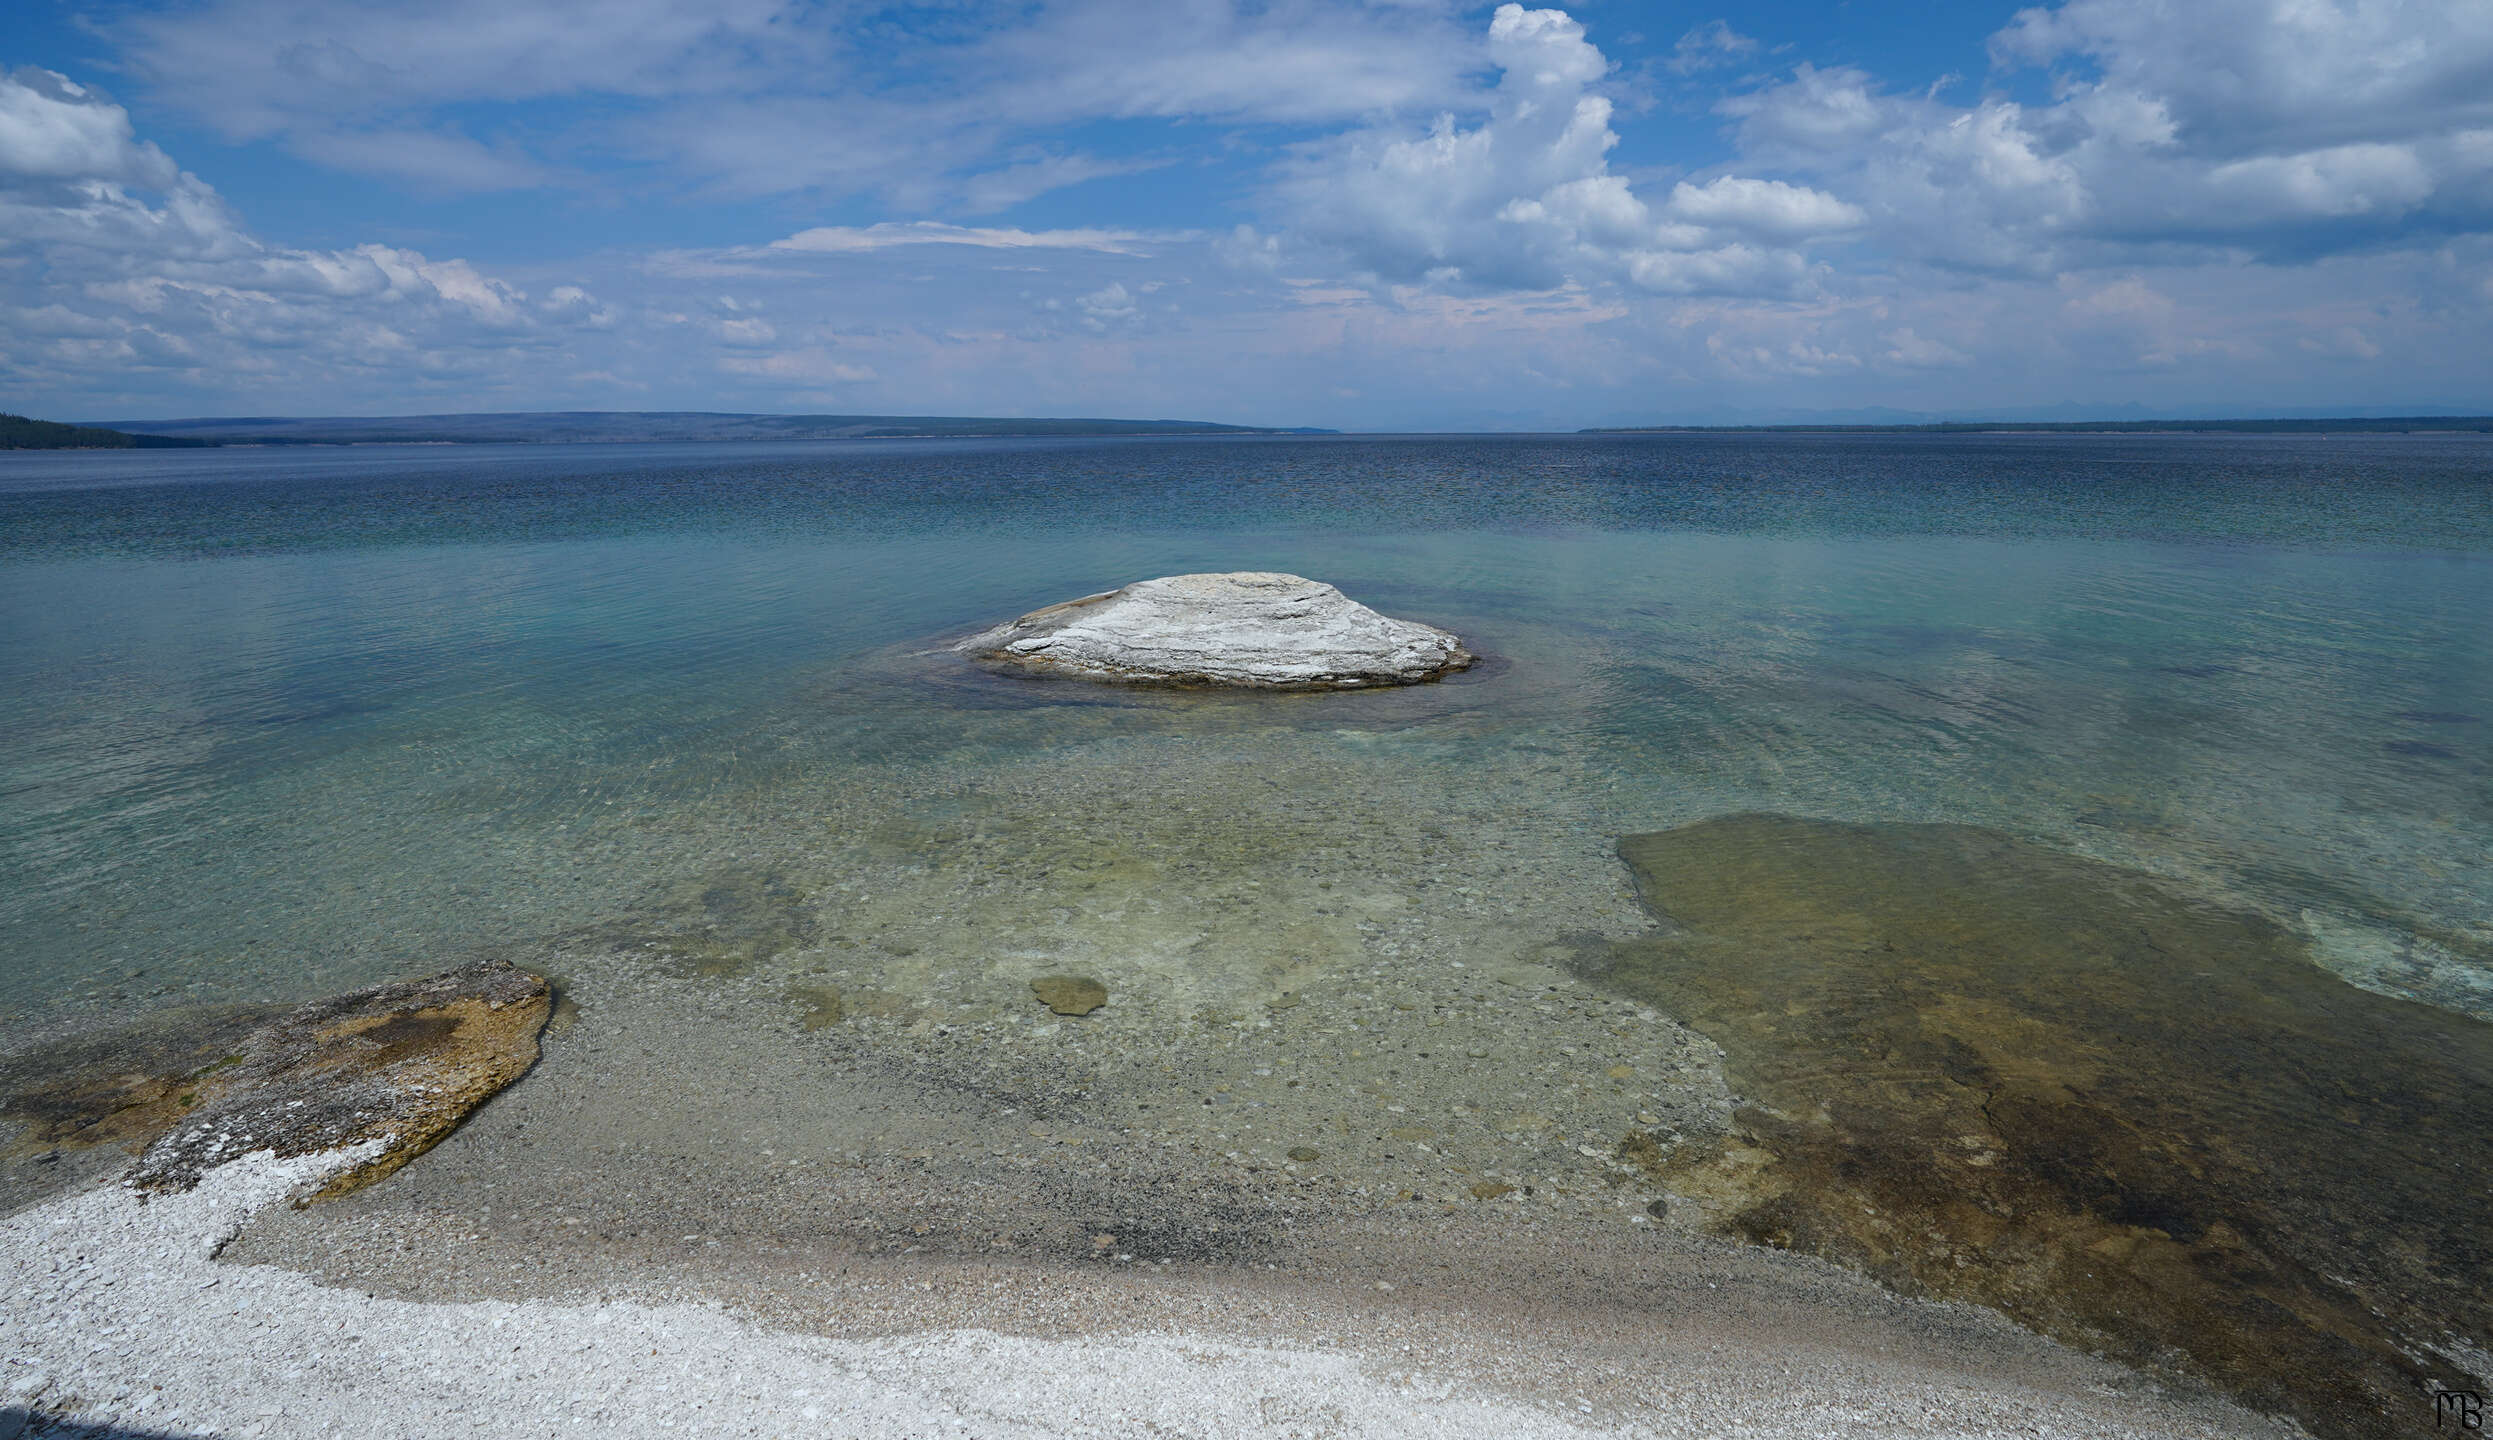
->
1584, 416, 2493, 435
87, 411, 1334, 446
2, 413, 213, 450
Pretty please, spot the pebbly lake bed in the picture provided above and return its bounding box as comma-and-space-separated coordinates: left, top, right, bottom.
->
2, 432, 2489, 1438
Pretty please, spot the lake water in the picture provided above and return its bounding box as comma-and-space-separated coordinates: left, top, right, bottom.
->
4, 433, 2490, 1438
6, 432, 2487, 1026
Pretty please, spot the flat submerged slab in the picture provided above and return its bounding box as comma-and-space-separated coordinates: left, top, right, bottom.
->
3, 960, 549, 1203
954, 572, 1474, 689
1578, 815, 2492, 1440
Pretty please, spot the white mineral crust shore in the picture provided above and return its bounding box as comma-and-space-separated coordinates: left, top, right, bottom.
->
1, 1147, 2290, 1439
955, 572, 1474, 688
4, 1150, 1608, 1440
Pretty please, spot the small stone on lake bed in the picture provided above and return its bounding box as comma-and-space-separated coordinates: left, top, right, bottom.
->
1030, 976, 1108, 1016
1287, 1146, 1319, 1162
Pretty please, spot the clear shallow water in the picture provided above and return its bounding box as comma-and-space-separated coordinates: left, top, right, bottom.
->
4, 432, 2488, 1028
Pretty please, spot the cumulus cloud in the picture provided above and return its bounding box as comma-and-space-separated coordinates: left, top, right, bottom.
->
1663, 176, 1864, 239
0, 68, 181, 186
0, 69, 606, 410
1718, 0, 2493, 268
1721, 67, 2088, 270
1280, 5, 1853, 298
1991, 0, 2493, 156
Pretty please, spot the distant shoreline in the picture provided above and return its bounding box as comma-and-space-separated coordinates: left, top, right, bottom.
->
0, 412, 213, 451
15, 409, 2491, 450
1583, 416, 2493, 436
47, 410, 1337, 449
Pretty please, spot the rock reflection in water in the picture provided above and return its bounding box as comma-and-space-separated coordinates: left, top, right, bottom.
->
1577, 815, 2491, 1440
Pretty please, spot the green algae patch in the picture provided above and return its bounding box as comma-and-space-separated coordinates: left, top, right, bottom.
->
649, 867, 817, 978
1585, 814, 2491, 1440
787, 985, 846, 1030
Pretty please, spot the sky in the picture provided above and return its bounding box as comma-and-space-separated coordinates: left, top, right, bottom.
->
4, 0, 2492, 430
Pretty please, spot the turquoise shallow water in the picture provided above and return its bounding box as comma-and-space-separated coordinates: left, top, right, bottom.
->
2, 432, 2489, 1026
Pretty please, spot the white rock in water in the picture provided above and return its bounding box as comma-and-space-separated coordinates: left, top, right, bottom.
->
955, 572, 1474, 689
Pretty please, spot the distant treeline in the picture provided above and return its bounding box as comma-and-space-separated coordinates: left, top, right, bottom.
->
93, 411, 1334, 446
1, 413, 212, 450
1585, 417, 2493, 435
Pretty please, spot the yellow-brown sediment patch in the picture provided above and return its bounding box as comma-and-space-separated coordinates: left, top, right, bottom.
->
1578, 814, 2492, 1440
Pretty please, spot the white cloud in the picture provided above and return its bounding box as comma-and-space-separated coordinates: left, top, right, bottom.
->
0, 68, 180, 186
97, 0, 1482, 204
1722, 67, 2088, 271
712, 315, 778, 346
111, 0, 804, 140
1715, 0, 2493, 269
1074, 281, 1140, 330
765, 222, 1164, 258
972, 0, 1479, 128
1992, 0, 2493, 157
12, 6, 2493, 429
0, 69, 606, 411
289, 128, 557, 192
2202, 143, 2435, 222
1667, 20, 1760, 77
1663, 176, 1864, 239
1278, 6, 1848, 298
540, 285, 616, 328
954, 153, 1175, 216
1880, 327, 1972, 369
717, 348, 877, 385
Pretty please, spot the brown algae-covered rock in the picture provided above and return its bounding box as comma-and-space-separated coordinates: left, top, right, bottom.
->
1030, 976, 1109, 1016
126, 959, 550, 1201
955, 572, 1473, 689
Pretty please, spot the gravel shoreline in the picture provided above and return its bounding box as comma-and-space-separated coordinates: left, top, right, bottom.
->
4, 1145, 2296, 1440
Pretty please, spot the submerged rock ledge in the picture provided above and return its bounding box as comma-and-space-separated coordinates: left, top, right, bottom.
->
2, 960, 549, 1204
1580, 814, 2493, 1440
132, 959, 550, 1200
955, 572, 1474, 689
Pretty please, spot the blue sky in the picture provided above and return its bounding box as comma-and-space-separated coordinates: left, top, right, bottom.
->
5, 0, 2492, 429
